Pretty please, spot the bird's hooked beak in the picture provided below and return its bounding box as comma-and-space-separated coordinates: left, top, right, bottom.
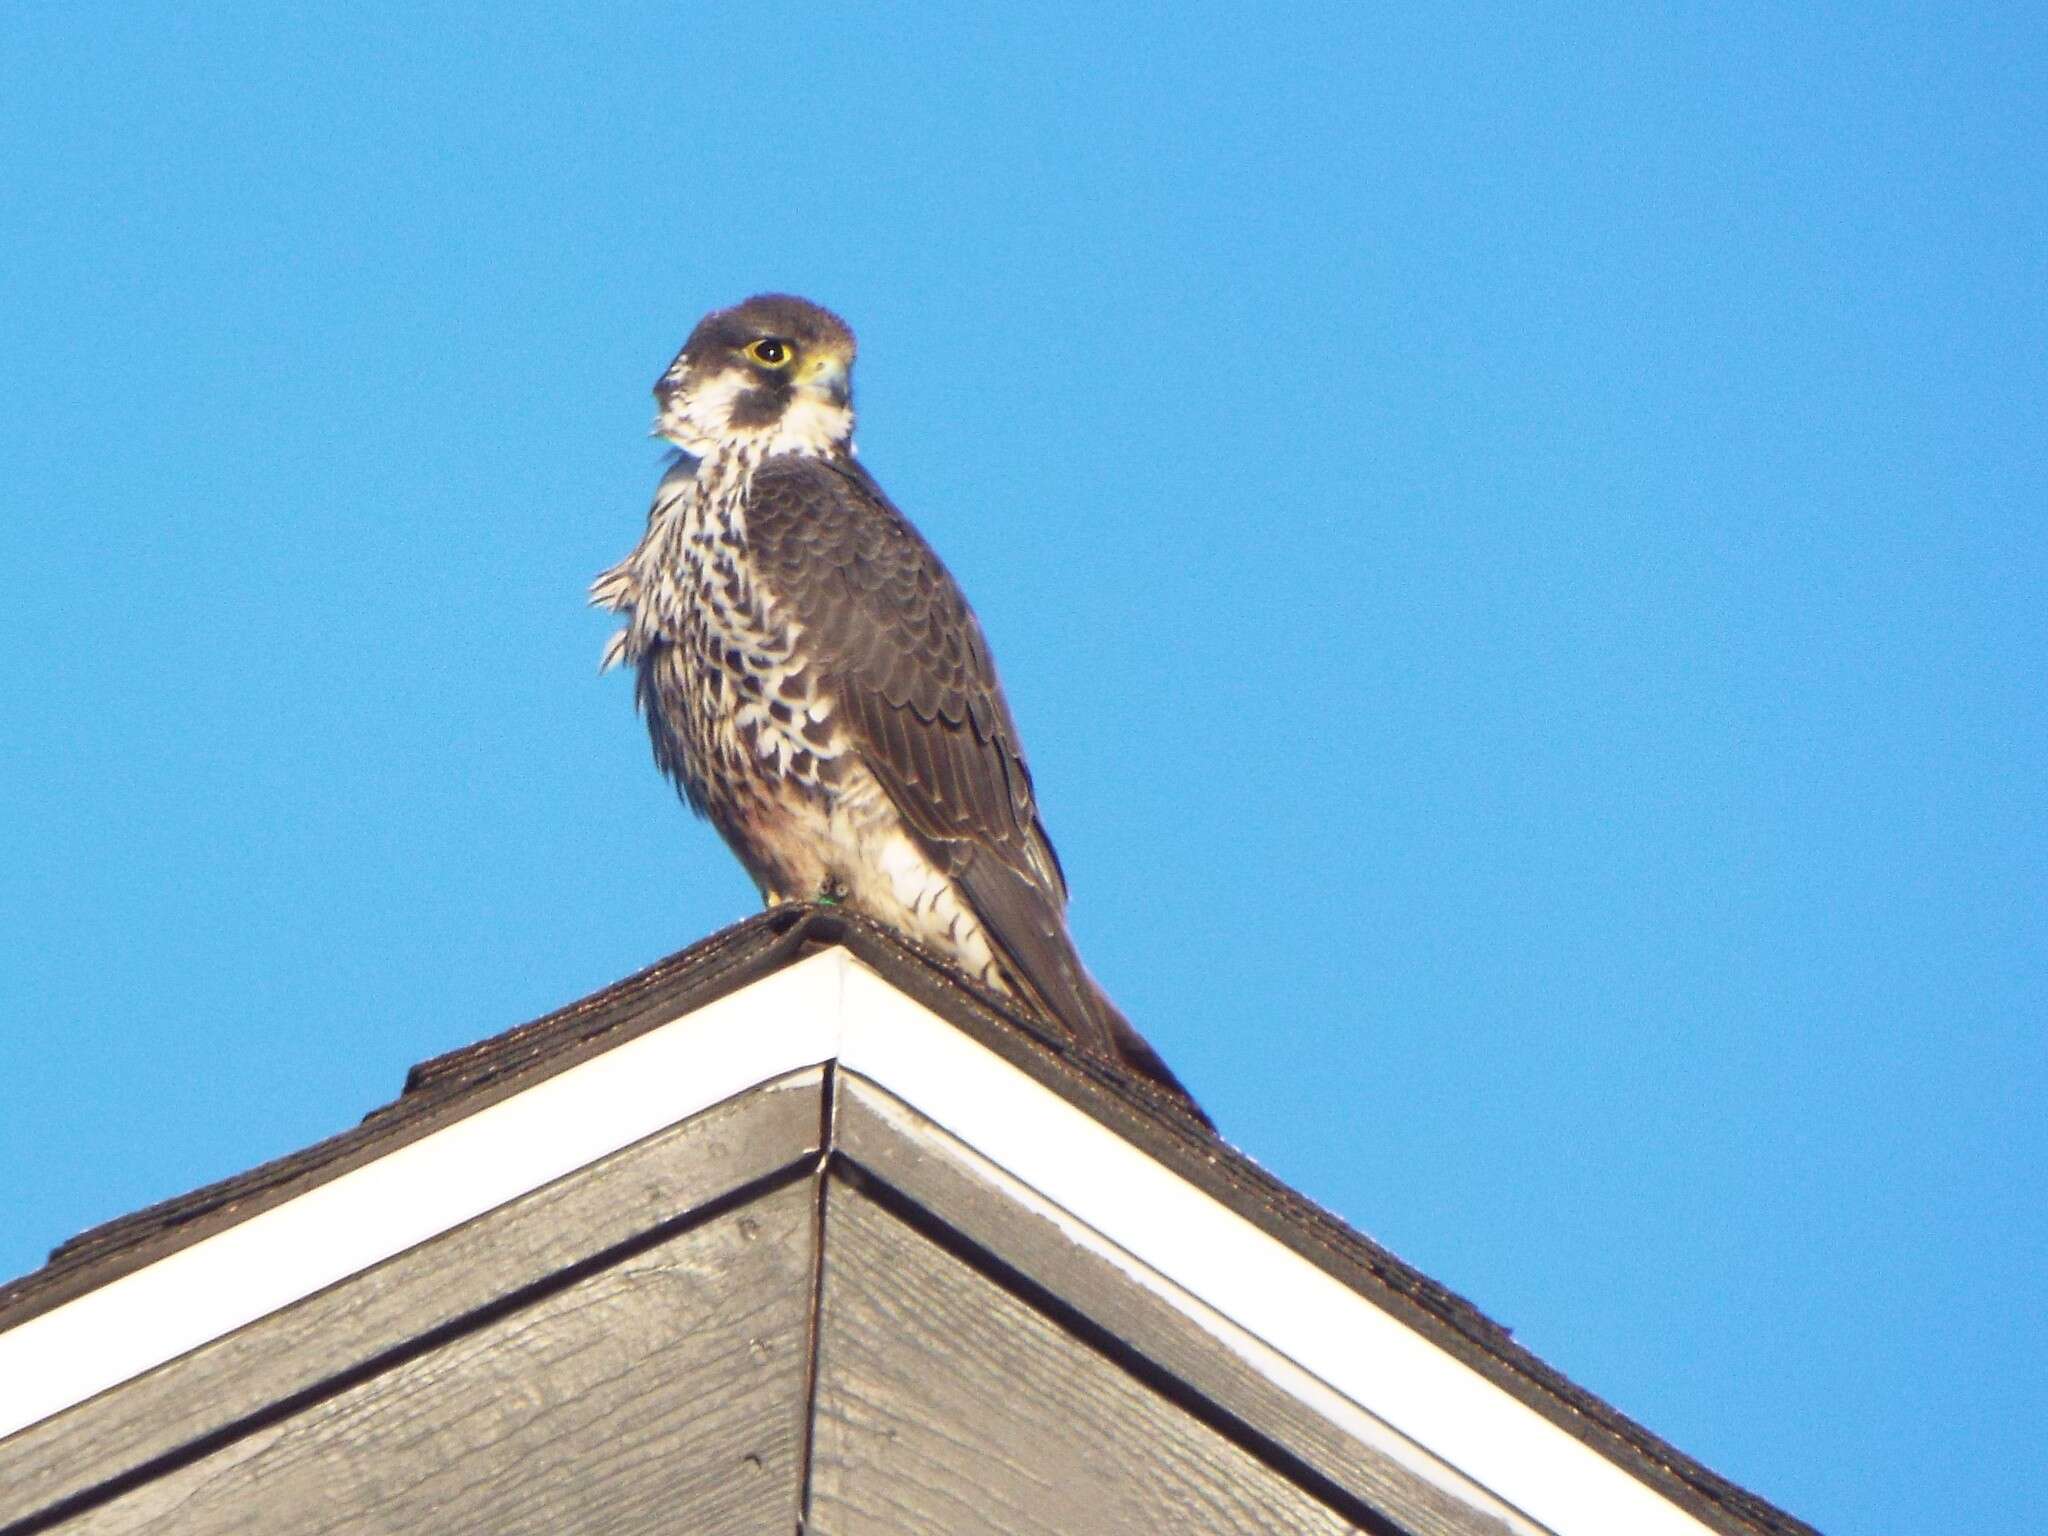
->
797, 350, 851, 409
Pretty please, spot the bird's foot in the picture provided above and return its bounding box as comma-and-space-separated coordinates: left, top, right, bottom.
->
815, 876, 849, 908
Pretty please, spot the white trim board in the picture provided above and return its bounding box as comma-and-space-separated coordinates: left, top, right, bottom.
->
0, 948, 1720, 1536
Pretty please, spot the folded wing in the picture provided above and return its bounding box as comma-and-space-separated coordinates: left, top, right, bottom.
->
744, 455, 1205, 1120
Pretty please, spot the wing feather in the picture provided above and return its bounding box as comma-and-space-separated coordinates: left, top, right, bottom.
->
742, 453, 1204, 1122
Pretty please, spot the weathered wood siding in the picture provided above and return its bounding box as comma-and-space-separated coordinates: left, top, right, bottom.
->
35, 1185, 815, 1536
829, 1076, 1532, 1536
2, 1073, 824, 1533
808, 1184, 1365, 1535
5, 1066, 1530, 1536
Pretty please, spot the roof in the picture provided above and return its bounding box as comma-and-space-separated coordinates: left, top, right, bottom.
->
0, 905, 1817, 1536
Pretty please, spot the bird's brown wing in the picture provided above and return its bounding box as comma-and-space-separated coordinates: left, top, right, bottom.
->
744, 454, 1204, 1118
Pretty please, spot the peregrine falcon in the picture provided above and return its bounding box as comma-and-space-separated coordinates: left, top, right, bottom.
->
593, 294, 1204, 1121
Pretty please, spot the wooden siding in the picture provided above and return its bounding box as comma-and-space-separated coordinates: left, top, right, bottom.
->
829, 1075, 1533, 1536
58, 1183, 815, 1536
809, 1179, 1365, 1535
8, 1065, 1536, 1536
2, 1071, 825, 1532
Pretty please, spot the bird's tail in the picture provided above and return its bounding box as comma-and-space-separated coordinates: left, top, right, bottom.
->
992, 908, 1212, 1128
1086, 980, 1214, 1130
951, 846, 1212, 1128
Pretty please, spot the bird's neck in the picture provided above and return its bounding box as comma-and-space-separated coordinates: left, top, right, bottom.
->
682, 438, 852, 545
685, 443, 765, 546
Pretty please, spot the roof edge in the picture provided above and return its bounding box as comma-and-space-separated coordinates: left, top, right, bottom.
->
0, 908, 1815, 1536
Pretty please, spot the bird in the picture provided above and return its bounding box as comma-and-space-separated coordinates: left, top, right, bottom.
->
592, 294, 1205, 1123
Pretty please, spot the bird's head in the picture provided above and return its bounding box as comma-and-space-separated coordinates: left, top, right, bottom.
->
654, 294, 857, 458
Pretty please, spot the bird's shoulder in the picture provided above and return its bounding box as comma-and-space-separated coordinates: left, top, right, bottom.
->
744, 453, 988, 700
744, 451, 930, 575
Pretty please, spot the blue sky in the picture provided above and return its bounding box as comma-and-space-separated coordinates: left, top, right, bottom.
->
2, 6, 2041, 1531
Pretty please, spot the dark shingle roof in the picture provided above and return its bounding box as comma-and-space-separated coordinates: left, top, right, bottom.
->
0, 906, 1817, 1536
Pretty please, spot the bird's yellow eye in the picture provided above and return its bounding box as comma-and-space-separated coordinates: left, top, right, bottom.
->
746, 338, 793, 368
